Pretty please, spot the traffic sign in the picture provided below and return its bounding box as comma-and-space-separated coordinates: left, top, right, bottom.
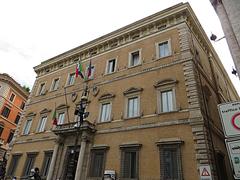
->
218, 102, 240, 138
226, 139, 240, 179
199, 165, 212, 180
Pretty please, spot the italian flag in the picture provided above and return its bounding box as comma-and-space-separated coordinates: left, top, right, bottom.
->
52, 110, 58, 125
76, 61, 84, 79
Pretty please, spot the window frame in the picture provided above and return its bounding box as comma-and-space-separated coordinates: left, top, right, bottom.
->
36, 116, 47, 133
22, 118, 33, 135
128, 49, 141, 68
1, 106, 11, 118
22, 153, 37, 177
0, 124, 4, 137
37, 82, 46, 96
120, 144, 141, 179
7, 130, 15, 143
20, 101, 25, 110
126, 96, 140, 118
15, 113, 21, 124
105, 58, 117, 74
50, 77, 60, 91
157, 141, 183, 180
88, 148, 107, 178
57, 112, 65, 125
99, 102, 112, 123
7, 154, 22, 176
156, 39, 172, 59
9, 93, 16, 102
154, 79, 178, 114
41, 151, 53, 178
66, 73, 75, 86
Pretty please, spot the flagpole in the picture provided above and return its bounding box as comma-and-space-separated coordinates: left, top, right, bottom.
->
64, 87, 70, 123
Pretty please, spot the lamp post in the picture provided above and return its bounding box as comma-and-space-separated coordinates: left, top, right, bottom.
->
70, 85, 89, 179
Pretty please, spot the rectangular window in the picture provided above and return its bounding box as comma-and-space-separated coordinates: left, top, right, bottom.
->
58, 112, 65, 125
9, 93, 15, 102
161, 90, 173, 112
127, 97, 139, 118
38, 83, 46, 95
37, 116, 47, 132
89, 149, 106, 177
20, 102, 25, 110
159, 144, 182, 180
7, 131, 14, 143
41, 151, 53, 177
23, 153, 37, 176
15, 114, 21, 124
23, 119, 32, 135
1, 106, 11, 118
0, 124, 4, 137
67, 73, 75, 86
129, 51, 140, 67
51, 78, 60, 91
100, 103, 111, 122
120, 147, 140, 179
7, 154, 21, 176
158, 41, 171, 58
106, 59, 116, 74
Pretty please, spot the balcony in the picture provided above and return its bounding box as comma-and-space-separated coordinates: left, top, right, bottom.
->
52, 120, 96, 135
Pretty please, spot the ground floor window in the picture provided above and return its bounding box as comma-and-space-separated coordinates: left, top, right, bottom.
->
7, 154, 21, 176
23, 153, 37, 176
159, 144, 183, 180
120, 144, 141, 179
41, 151, 53, 177
89, 149, 107, 177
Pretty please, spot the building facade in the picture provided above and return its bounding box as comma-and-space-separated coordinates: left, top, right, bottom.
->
7, 3, 239, 180
0, 73, 29, 158
210, 0, 240, 79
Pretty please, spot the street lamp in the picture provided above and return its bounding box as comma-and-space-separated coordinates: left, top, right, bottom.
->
70, 85, 90, 179
210, 33, 225, 42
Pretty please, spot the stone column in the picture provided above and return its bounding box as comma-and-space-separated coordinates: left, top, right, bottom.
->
47, 136, 63, 180
74, 133, 87, 180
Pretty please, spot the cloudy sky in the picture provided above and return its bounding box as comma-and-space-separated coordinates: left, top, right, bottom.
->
0, 0, 239, 95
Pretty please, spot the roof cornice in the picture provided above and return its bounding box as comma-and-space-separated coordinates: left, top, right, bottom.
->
34, 3, 189, 74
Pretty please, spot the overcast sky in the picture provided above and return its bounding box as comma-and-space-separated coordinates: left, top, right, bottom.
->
0, 0, 239, 95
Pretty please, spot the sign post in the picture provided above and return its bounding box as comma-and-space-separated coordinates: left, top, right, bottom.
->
218, 101, 240, 179
218, 102, 240, 138
226, 139, 240, 179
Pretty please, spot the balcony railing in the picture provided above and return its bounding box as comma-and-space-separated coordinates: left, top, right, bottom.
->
52, 120, 96, 135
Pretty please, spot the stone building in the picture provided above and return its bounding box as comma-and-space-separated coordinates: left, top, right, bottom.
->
0, 73, 29, 158
6, 3, 239, 180
210, 0, 240, 79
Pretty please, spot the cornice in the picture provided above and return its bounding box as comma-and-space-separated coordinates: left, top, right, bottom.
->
0, 73, 29, 99
33, 3, 191, 76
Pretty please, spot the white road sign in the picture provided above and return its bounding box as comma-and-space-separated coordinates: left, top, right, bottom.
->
199, 165, 212, 180
218, 102, 240, 138
226, 139, 240, 179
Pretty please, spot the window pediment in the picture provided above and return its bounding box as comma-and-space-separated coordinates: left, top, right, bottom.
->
123, 87, 143, 95
26, 112, 36, 117
98, 93, 115, 101
56, 104, 69, 110
40, 108, 51, 114
154, 79, 178, 88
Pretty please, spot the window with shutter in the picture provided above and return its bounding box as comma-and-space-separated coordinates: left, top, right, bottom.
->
89, 149, 106, 177
41, 151, 53, 177
7, 154, 21, 176
120, 145, 141, 179
23, 153, 37, 176
159, 144, 183, 180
